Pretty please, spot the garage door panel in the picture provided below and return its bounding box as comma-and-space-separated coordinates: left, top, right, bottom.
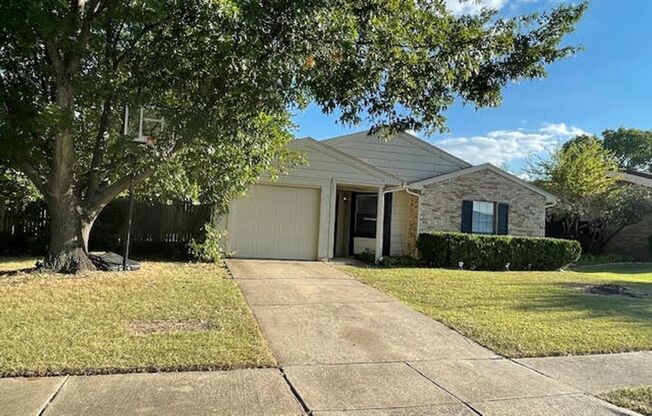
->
229, 184, 320, 260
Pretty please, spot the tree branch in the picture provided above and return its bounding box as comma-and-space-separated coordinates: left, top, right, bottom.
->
82, 166, 155, 217
9, 161, 48, 197
85, 95, 113, 198
44, 39, 64, 79
83, 144, 183, 216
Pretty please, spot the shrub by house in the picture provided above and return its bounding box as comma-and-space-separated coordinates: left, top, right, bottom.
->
416, 232, 581, 271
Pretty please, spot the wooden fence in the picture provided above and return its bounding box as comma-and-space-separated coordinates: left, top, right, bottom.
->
0, 199, 213, 258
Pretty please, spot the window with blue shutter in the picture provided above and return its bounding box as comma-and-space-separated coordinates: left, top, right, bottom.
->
461, 200, 473, 233
497, 203, 509, 235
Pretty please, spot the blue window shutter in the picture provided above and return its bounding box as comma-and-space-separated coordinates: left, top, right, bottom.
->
497, 203, 509, 235
461, 200, 473, 233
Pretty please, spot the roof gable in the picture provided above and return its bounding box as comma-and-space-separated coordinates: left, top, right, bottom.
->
291, 138, 402, 184
322, 131, 470, 182
410, 163, 557, 204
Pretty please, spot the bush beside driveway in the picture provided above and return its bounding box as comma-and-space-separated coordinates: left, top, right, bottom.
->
342, 263, 652, 358
0, 258, 275, 377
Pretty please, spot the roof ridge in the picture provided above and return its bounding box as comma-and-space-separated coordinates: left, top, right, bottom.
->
321, 129, 472, 168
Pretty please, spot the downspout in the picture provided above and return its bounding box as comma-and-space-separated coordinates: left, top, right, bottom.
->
404, 187, 421, 236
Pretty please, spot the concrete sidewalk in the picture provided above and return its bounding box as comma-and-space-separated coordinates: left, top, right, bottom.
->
2, 260, 649, 415
227, 259, 648, 415
2, 369, 305, 416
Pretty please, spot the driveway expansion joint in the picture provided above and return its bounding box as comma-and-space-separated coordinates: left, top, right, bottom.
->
279, 367, 312, 415
38, 375, 69, 416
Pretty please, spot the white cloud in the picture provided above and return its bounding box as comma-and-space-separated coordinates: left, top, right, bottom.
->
445, 0, 508, 15
434, 122, 589, 167
539, 122, 588, 137
445, 0, 544, 16
512, 171, 533, 181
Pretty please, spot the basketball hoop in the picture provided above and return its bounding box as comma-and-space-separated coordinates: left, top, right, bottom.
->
123, 105, 164, 144
120, 105, 164, 271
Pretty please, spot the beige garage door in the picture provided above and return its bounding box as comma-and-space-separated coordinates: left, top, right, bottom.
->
228, 184, 320, 260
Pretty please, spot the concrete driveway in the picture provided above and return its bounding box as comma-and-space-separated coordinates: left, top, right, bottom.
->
227, 259, 640, 415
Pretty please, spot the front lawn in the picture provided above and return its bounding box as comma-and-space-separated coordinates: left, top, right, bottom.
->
600, 386, 652, 416
0, 258, 274, 377
343, 264, 652, 358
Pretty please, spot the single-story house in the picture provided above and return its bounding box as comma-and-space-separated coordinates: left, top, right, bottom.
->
217, 131, 557, 261
604, 170, 652, 260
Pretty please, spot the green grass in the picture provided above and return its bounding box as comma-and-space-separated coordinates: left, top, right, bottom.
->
0, 258, 274, 377
343, 264, 652, 358
0, 257, 39, 273
600, 386, 652, 416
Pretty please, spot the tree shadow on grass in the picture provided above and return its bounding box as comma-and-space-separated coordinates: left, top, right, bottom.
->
514, 280, 652, 327
0, 267, 38, 278
572, 263, 652, 275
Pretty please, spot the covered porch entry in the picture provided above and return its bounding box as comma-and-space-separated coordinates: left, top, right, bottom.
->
334, 184, 407, 260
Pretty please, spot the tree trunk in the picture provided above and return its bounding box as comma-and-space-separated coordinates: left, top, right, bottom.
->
43, 195, 96, 273
42, 75, 96, 274
81, 215, 97, 253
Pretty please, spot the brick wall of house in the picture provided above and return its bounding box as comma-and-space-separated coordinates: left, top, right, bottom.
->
418, 169, 547, 237
604, 210, 652, 260
406, 194, 419, 256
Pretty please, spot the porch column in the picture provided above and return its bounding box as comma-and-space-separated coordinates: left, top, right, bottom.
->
375, 186, 385, 263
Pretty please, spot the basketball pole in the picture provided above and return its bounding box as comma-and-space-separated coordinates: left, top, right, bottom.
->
120, 105, 162, 271
122, 175, 135, 271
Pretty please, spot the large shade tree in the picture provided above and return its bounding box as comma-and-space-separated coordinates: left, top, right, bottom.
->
0, 0, 586, 272
531, 135, 652, 252
602, 128, 652, 171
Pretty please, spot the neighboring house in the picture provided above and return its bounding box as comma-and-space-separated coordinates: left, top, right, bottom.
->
217, 131, 556, 261
604, 171, 652, 260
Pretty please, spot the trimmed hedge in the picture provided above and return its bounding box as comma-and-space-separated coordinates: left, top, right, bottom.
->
416, 232, 581, 271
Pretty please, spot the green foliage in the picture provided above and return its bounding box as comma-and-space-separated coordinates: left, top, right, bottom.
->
0, 167, 41, 209
416, 232, 581, 271
603, 128, 652, 171
530, 134, 652, 252
603, 184, 652, 231
379, 255, 423, 268
353, 251, 423, 267
353, 250, 377, 264
534, 135, 618, 202
0, 0, 586, 207
188, 224, 226, 264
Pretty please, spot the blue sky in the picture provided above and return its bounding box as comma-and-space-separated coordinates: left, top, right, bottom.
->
292, 0, 652, 174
